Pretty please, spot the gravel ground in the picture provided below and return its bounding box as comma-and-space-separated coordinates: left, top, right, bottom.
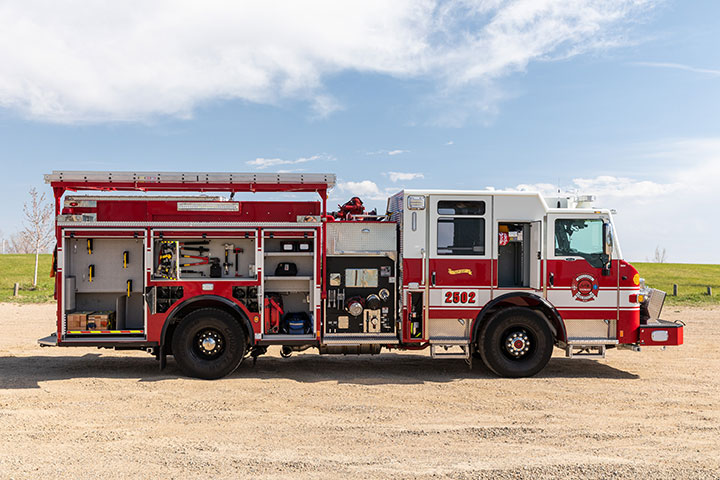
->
0, 303, 718, 479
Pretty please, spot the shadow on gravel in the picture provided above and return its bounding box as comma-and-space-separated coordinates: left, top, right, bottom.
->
0, 352, 637, 389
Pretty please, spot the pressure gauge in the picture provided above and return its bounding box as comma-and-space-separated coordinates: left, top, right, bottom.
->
346, 298, 364, 317
366, 294, 381, 310
378, 288, 390, 301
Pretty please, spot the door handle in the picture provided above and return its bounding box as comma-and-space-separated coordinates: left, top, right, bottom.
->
549, 273, 554, 287
431, 272, 436, 287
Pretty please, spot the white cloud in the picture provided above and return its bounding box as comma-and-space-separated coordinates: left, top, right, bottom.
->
387, 172, 424, 182
445, 141, 454, 146
310, 94, 343, 118
514, 139, 720, 263
367, 149, 409, 156
0, 0, 657, 123
632, 62, 720, 77
517, 176, 682, 201
246, 154, 329, 170
337, 180, 383, 200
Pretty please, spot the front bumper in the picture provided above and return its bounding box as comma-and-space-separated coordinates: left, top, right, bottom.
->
638, 319, 684, 346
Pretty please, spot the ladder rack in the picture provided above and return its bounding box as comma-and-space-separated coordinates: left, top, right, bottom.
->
45, 171, 336, 214
45, 171, 335, 191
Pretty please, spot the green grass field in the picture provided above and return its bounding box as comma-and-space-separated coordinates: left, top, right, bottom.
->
0, 254, 54, 303
633, 262, 720, 306
0, 255, 717, 306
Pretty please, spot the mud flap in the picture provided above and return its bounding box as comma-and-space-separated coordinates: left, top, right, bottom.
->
158, 342, 167, 370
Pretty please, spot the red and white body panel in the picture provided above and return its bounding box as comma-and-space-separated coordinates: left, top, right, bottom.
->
389, 189, 666, 348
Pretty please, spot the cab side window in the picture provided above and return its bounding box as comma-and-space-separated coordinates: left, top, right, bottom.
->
437, 201, 485, 256
555, 219, 603, 257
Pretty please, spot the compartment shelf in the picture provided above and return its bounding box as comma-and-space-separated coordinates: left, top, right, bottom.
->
264, 252, 314, 257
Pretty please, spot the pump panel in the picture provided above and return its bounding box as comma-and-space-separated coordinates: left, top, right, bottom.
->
325, 256, 396, 335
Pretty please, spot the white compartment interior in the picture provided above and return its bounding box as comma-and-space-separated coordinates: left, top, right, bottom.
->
152, 236, 256, 280
64, 236, 146, 331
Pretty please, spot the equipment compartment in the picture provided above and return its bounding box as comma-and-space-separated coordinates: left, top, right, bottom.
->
152, 235, 256, 280
262, 233, 317, 336
63, 235, 146, 334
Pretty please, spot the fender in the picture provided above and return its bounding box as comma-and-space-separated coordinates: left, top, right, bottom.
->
471, 292, 567, 344
160, 294, 256, 351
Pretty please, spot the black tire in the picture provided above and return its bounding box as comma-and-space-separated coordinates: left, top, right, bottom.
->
477, 307, 553, 378
171, 308, 246, 379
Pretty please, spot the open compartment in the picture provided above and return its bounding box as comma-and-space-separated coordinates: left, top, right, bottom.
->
151, 232, 256, 281
262, 232, 317, 336
498, 223, 531, 288
63, 234, 145, 335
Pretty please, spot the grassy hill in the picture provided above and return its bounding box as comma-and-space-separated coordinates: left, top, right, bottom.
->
0, 254, 54, 303
0, 255, 717, 306
633, 262, 720, 306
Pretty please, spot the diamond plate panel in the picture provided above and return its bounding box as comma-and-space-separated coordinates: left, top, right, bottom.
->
327, 223, 396, 254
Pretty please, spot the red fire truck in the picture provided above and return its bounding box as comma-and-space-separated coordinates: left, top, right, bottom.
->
40, 171, 683, 379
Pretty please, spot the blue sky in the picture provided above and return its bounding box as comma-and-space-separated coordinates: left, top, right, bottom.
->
0, 0, 718, 262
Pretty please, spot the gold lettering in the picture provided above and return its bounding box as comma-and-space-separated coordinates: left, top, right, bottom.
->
447, 268, 472, 275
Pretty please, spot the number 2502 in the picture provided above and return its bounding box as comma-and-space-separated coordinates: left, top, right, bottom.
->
444, 291, 476, 304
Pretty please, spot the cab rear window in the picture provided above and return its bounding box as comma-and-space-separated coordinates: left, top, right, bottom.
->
437, 201, 485, 215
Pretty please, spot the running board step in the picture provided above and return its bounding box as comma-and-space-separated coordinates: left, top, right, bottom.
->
430, 344, 470, 360
38, 333, 57, 347
565, 344, 607, 358
322, 335, 399, 345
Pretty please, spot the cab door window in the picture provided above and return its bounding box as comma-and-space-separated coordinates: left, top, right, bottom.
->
554, 219, 604, 266
437, 201, 486, 256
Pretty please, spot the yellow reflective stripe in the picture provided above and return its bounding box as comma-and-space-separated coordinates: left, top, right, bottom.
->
67, 330, 144, 334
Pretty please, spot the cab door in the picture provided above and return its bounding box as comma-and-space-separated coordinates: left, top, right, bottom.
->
427, 195, 492, 334
546, 213, 618, 340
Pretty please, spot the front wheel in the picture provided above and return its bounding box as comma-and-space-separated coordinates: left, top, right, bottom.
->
171, 308, 246, 379
477, 307, 554, 378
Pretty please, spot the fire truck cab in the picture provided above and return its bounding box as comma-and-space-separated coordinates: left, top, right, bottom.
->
40, 171, 683, 379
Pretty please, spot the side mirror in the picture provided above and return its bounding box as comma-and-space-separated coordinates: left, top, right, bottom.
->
601, 222, 613, 276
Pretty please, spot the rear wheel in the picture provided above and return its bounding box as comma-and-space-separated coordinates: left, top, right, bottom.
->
477, 307, 553, 378
171, 308, 246, 379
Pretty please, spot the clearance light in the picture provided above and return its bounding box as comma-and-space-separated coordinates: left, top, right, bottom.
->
633, 273, 640, 286
629, 294, 644, 304
407, 195, 426, 210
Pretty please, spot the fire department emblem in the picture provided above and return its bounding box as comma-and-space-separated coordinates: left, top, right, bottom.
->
571, 274, 599, 302
498, 232, 509, 246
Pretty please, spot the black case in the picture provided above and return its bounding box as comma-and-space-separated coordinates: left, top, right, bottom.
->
274, 262, 298, 276
280, 241, 296, 252
210, 263, 222, 278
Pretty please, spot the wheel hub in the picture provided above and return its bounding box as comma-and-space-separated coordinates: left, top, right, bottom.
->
196, 329, 224, 357
505, 331, 530, 357
201, 336, 217, 352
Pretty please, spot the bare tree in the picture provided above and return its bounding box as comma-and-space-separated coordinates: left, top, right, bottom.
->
7, 232, 34, 254
652, 246, 667, 263
21, 188, 54, 286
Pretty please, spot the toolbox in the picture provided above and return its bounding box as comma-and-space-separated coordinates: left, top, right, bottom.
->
87, 311, 116, 330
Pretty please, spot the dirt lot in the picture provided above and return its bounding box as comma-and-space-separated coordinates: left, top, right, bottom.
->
0, 304, 719, 479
